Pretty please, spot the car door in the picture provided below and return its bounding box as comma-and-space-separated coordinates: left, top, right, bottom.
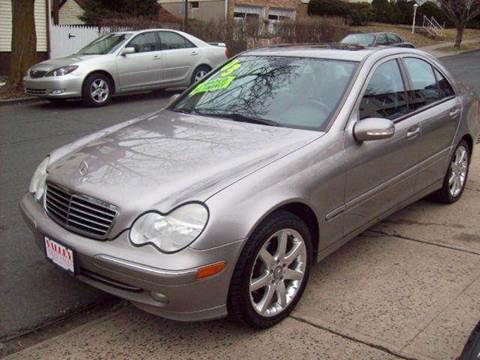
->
342, 58, 422, 236
115, 32, 162, 90
157, 31, 198, 86
401, 56, 461, 193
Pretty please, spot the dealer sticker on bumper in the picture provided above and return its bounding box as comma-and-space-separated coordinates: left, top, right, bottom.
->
44, 236, 75, 273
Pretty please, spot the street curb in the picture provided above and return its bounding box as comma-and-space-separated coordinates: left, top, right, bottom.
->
0, 96, 39, 106
436, 47, 480, 59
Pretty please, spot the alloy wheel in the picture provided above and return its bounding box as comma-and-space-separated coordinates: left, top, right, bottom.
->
449, 145, 468, 198
90, 79, 109, 104
194, 70, 208, 82
249, 228, 307, 317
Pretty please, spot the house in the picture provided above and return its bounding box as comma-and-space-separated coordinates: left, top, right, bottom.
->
0, 0, 49, 76
157, 0, 301, 23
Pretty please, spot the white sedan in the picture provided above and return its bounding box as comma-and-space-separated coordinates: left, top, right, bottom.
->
23, 29, 228, 106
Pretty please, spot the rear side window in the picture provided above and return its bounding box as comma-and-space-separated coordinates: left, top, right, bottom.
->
128, 32, 160, 53
434, 69, 455, 98
376, 34, 388, 46
158, 32, 195, 50
359, 60, 409, 120
387, 33, 402, 44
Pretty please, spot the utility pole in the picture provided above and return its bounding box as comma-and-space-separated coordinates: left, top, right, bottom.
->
183, 0, 188, 31
412, 3, 418, 34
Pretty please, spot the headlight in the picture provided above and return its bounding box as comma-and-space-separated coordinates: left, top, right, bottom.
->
129, 203, 209, 253
46, 65, 78, 77
29, 157, 49, 200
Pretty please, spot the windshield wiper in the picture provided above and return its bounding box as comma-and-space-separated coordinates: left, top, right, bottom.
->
194, 110, 279, 127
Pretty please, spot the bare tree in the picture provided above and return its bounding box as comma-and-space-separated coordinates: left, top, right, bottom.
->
7, 0, 36, 92
438, 0, 480, 48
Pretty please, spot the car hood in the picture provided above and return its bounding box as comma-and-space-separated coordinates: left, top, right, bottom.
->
31, 54, 103, 71
47, 110, 322, 235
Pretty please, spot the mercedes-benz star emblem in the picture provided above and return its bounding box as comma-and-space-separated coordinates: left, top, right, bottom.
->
79, 161, 89, 176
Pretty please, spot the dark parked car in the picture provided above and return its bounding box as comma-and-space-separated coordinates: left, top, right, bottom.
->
341, 32, 415, 48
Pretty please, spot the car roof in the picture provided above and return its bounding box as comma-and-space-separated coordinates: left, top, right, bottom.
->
244, 45, 426, 63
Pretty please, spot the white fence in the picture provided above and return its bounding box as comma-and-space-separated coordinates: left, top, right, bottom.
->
50, 25, 108, 58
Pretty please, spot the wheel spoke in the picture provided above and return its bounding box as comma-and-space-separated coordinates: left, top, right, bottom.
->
276, 281, 287, 307
276, 231, 288, 260
284, 268, 303, 281
448, 173, 455, 186
250, 273, 272, 292
258, 285, 276, 314
284, 241, 303, 265
259, 247, 275, 268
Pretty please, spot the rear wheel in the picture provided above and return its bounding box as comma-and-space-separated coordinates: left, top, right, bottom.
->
191, 65, 211, 85
82, 73, 112, 107
432, 140, 470, 204
228, 211, 312, 329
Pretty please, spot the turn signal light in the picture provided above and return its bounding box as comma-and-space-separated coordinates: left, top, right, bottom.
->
196, 261, 225, 279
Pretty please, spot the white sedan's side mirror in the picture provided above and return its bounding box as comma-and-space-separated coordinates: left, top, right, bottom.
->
121, 47, 135, 56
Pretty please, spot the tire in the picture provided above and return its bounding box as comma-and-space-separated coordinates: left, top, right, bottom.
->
191, 65, 211, 85
82, 73, 113, 107
228, 211, 313, 329
432, 139, 470, 204
459, 321, 480, 360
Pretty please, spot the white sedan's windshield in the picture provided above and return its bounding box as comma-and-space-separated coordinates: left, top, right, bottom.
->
77, 33, 131, 55
341, 34, 375, 47
173, 55, 358, 130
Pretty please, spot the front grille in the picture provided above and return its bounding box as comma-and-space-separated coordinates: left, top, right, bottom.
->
30, 70, 47, 78
26, 88, 47, 95
45, 182, 119, 240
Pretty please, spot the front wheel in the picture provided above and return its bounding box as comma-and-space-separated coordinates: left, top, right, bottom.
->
432, 140, 470, 204
82, 74, 112, 107
228, 211, 312, 328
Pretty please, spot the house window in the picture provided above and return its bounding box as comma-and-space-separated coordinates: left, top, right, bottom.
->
191, 2, 199, 9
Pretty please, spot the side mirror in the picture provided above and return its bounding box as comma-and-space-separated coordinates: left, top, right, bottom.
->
353, 117, 395, 142
168, 93, 181, 106
121, 47, 135, 56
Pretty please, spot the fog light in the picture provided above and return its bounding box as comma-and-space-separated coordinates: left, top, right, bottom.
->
150, 292, 169, 304
50, 89, 65, 95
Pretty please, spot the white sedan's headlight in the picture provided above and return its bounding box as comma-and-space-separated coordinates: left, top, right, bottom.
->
29, 157, 49, 200
129, 203, 209, 253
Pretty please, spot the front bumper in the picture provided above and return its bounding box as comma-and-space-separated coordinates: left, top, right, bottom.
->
20, 193, 244, 321
23, 74, 83, 99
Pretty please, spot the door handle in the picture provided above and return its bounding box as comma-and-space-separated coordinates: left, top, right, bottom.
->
191, 51, 199, 56
153, 55, 161, 60
406, 126, 420, 139
449, 108, 460, 118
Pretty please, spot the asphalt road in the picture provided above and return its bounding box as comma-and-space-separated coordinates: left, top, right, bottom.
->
0, 51, 479, 342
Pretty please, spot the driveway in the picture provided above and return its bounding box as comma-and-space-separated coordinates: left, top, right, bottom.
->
1, 51, 479, 359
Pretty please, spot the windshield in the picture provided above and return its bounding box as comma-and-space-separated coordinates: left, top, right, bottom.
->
341, 34, 375, 47
172, 55, 358, 130
77, 33, 131, 55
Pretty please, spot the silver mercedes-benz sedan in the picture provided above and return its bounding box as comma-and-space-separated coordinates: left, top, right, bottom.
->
23, 29, 227, 106
20, 45, 479, 328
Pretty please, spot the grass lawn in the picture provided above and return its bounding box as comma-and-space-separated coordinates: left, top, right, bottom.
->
349, 22, 480, 48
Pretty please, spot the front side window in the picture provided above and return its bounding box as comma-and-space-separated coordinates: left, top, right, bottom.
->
404, 58, 444, 110
128, 32, 160, 53
77, 33, 130, 55
359, 60, 408, 120
158, 32, 194, 50
172, 56, 358, 130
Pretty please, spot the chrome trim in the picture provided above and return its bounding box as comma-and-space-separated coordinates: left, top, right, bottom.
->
44, 181, 119, 240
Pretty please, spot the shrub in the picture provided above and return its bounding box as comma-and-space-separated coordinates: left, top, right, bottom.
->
348, 3, 372, 26
275, 16, 350, 43
308, 0, 350, 18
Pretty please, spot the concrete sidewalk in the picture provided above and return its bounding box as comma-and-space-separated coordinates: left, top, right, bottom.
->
421, 38, 480, 58
4, 152, 480, 359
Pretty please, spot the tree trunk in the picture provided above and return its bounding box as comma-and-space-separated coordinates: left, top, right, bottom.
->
9, 0, 36, 90
454, 24, 464, 48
